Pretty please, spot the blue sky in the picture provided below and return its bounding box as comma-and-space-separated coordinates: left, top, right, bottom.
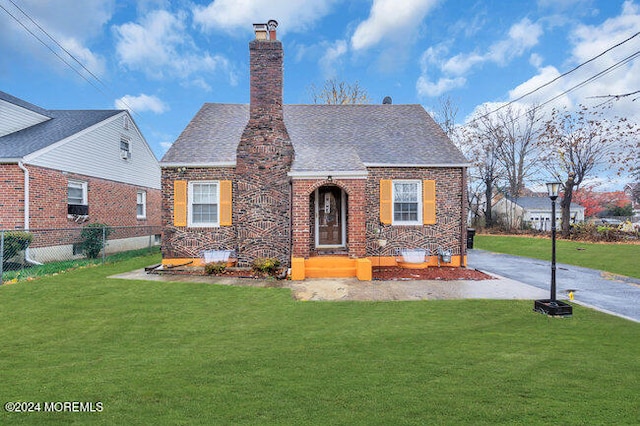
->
1, 0, 639, 189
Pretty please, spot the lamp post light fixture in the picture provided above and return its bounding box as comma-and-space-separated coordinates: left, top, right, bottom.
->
534, 182, 573, 316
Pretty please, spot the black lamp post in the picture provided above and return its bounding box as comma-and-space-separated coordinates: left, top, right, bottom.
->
547, 181, 560, 303
534, 182, 572, 316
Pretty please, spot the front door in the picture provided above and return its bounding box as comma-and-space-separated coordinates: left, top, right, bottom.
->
316, 186, 345, 248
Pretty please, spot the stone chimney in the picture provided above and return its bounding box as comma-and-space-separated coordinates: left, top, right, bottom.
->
235, 20, 294, 267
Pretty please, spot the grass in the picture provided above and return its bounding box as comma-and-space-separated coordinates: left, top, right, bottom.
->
1, 253, 639, 424
474, 234, 640, 279
1, 246, 160, 283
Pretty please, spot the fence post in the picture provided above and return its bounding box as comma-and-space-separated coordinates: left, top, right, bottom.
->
0, 230, 4, 284
102, 225, 106, 264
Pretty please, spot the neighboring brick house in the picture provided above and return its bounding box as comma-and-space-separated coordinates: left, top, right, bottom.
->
0, 90, 161, 261
160, 21, 470, 280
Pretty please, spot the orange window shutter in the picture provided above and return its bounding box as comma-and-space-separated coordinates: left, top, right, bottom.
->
423, 180, 436, 225
174, 180, 187, 227
380, 180, 392, 225
220, 180, 232, 226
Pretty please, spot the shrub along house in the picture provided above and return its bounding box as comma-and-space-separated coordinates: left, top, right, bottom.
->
160, 21, 470, 280
0, 90, 161, 262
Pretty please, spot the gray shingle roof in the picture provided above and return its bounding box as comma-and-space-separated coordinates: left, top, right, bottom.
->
0, 91, 121, 159
507, 196, 583, 210
161, 103, 469, 171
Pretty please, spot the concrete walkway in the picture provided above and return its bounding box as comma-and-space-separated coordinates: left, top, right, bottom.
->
111, 266, 547, 302
467, 249, 640, 323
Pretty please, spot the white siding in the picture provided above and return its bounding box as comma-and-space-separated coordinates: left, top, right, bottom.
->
0, 99, 50, 137
25, 113, 160, 189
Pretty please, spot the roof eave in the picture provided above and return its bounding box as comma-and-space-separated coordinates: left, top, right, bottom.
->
161, 161, 236, 168
288, 170, 368, 179
364, 162, 471, 168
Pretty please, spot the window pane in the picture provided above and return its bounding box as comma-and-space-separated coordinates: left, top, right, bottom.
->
394, 182, 418, 202
193, 183, 217, 204
394, 202, 418, 222
68, 183, 84, 204
192, 204, 217, 223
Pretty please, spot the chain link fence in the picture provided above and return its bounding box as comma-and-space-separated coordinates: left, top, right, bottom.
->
0, 225, 161, 284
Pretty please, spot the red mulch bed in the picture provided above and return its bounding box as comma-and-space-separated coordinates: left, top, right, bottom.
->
373, 266, 493, 281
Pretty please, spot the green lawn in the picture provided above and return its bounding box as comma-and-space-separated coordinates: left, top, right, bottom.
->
1, 253, 639, 424
474, 234, 640, 279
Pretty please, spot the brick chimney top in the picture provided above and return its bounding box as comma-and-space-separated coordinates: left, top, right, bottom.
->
253, 19, 278, 40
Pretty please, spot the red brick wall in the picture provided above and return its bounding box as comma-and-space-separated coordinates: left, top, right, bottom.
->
292, 178, 366, 258
161, 167, 237, 259
0, 164, 160, 230
0, 164, 25, 229
366, 167, 466, 257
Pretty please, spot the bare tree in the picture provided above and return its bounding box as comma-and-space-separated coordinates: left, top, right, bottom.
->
493, 105, 543, 198
434, 95, 460, 140
464, 107, 507, 228
539, 104, 640, 237
308, 79, 370, 105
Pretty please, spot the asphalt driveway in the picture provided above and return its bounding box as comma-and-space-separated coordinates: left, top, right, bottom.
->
467, 249, 640, 322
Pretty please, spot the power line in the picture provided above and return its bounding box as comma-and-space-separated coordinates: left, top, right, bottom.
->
466, 31, 640, 126
0, 0, 139, 116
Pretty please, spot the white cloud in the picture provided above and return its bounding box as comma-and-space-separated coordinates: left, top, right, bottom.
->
416, 76, 466, 97
115, 94, 168, 114
416, 17, 543, 98
319, 39, 348, 78
192, 0, 337, 35
0, 0, 113, 76
114, 9, 235, 83
351, 0, 439, 51
506, 1, 640, 121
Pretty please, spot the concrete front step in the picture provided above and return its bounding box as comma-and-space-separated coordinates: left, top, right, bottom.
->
291, 256, 372, 281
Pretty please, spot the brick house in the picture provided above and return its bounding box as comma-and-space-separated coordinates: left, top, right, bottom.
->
160, 21, 470, 280
0, 90, 161, 261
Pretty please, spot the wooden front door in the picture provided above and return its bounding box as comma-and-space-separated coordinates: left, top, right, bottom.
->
316, 186, 345, 247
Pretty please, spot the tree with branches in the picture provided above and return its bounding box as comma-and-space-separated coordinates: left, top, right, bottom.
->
538, 104, 639, 237
308, 79, 370, 105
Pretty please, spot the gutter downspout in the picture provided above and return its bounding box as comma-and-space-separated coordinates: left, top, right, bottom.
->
17, 161, 43, 266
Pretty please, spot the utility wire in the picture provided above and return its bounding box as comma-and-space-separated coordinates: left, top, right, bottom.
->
7, 0, 109, 93
0, 0, 139, 116
466, 31, 640, 126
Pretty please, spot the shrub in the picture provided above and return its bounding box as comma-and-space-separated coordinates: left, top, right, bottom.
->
2, 231, 33, 262
251, 257, 281, 276
204, 262, 227, 275
80, 223, 112, 259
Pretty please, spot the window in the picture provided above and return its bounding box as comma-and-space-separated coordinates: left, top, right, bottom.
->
393, 180, 422, 224
120, 137, 131, 159
137, 191, 146, 219
67, 180, 88, 215
188, 181, 219, 227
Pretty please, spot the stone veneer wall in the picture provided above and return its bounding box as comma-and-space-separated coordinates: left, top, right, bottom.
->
161, 167, 237, 259
234, 39, 294, 267
365, 167, 466, 258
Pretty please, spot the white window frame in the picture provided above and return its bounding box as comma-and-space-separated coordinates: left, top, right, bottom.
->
68, 180, 88, 206
392, 180, 422, 225
120, 137, 131, 160
188, 181, 220, 228
136, 190, 147, 219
